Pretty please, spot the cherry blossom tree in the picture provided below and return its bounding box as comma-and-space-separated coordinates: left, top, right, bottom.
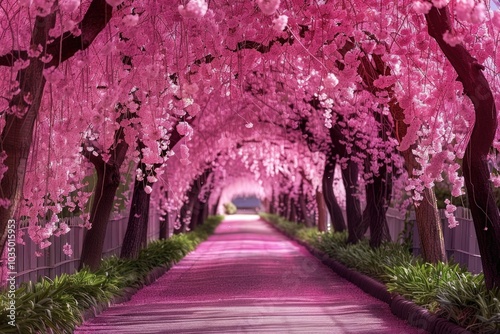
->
425, 2, 500, 289
0, 0, 116, 258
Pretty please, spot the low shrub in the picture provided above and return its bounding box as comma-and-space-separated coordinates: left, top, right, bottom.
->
223, 202, 237, 214
260, 213, 313, 239
315, 230, 348, 257
295, 227, 321, 246
1, 277, 83, 333
385, 261, 469, 311
436, 273, 500, 333
335, 241, 416, 281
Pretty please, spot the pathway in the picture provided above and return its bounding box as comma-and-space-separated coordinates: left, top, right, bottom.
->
75, 215, 422, 333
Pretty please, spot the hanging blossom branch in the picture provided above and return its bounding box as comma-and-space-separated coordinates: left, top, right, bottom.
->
0, 0, 114, 68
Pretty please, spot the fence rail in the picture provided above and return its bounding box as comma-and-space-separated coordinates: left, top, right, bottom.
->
10, 206, 163, 286
386, 206, 482, 273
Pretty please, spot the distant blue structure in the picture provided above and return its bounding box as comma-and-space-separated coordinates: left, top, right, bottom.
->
232, 196, 262, 213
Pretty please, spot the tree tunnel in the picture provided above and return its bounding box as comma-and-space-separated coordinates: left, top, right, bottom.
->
0, 0, 500, 290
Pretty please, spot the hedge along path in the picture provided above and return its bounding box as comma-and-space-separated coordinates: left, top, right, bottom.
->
75, 215, 421, 333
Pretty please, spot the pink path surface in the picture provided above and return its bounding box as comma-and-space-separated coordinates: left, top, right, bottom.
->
75, 215, 422, 333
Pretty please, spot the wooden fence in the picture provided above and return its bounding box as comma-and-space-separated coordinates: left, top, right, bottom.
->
12, 206, 164, 285
386, 206, 482, 273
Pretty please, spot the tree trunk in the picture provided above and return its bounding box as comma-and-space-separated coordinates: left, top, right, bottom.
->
159, 192, 169, 240
178, 168, 211, 232
298, 191, 309, 226
426, 6, 500, 288
195, 190, 211, 227
322, 152, 346, 232
269, 190, 276, 214
284, 194, 289, 218
278, 193, 285, 217
190, 197, 203, 230
328, 123, 362, 241
356, 164, 392, 248
414, 187, 446, 262
120, 176, 151, 259
79, 110, 129, 270
342, 160, 363, 244
159, 211, 169, 240
289, 198, 297, 222
366, 170, 391, 248
174, 196, 191, 235
211, 194, 221, 215
79, 164, 121, 270
316, 189, 327, 232
121, 119, 189, 254
400, 149, 446, 263
280, 193, 286, 216
197, 200, 209, 226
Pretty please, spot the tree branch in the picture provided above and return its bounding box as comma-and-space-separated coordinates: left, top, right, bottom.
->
0, 50, 28, 67
0, 0, 114, 69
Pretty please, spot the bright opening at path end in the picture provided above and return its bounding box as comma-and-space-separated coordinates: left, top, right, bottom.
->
224, 214, 261, 221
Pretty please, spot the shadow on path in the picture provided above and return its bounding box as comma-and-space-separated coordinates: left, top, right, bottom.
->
76, 215, 422, 334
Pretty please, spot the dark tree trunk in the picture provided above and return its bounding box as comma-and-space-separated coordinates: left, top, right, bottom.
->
178, 168, 211, 232
79, 109, 130, 270
283, 193, 290, 219
190, 198, 203, 230
120, 174, 151, 259
298, 191, 309, 226
366, 167, 391, 248
356, 164, 392, 248
277, 194, 283, 216
211, 194, 221, 215
289, 198, 297, 222
426, 6, 500, 288
277, 193, 284, 216
79, 164, 121, 270
269, 190, 276, 214
316, 189, 328, 232
159, 192, 169, 240
198, 200, 209, 227
196, 190, 211, 227
195, 190, 211, 228
120, 120, 188, 256
328, 123, 362, 242
322, 152, 346, 232
342, 160, 363, 244
159, 211, 169, 240
178, 195, 194, 233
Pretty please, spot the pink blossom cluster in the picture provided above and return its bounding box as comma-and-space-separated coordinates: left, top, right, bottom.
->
179, 0, 208, 18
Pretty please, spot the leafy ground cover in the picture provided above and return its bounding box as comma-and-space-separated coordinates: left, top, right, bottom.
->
261, 213, 500, 334
0, 215, 223, 334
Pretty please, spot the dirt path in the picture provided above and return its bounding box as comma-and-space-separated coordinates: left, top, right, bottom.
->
75, 215, 422, 333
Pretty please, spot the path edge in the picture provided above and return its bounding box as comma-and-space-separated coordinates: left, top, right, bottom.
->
263, 219, 473, 334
